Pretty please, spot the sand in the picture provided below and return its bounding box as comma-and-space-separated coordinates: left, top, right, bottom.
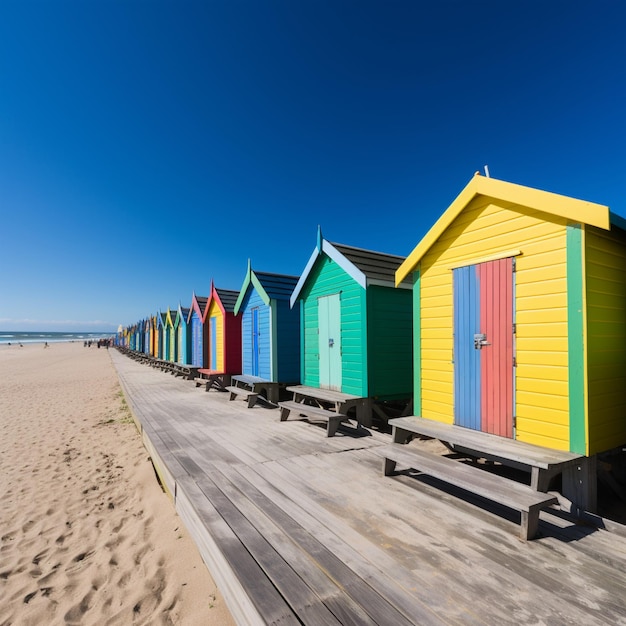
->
0, 342, 235, 626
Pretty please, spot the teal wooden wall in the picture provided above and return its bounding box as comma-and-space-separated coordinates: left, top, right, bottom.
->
367, 285, 413, 399
300, 254, 367, 396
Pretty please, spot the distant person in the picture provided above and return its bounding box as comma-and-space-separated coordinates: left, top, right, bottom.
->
44, 342, 49, 348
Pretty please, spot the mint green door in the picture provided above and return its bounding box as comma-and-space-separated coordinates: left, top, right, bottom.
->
318, 294, 342, 391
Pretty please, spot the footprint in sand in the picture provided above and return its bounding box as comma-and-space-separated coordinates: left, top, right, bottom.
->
23, 590, 38, 604
64, 588, 94, 624
22, 520, 35, 533
32, 549, 48, 565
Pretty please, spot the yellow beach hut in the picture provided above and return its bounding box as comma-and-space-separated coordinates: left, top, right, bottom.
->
395, 174, 626, 510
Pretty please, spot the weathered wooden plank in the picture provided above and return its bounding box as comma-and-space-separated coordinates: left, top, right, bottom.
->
160, 443, 344, 625
175, 476, 299, 626
214, 462, 441, 626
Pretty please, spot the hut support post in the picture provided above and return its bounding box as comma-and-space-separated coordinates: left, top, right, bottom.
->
562, 455, 598, 515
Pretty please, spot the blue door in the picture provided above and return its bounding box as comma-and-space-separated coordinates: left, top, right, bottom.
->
453, 265, 481, 430
252, 307, 260, 377
191, 313, 203, 367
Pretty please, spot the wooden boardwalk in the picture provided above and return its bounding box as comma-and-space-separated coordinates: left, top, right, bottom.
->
111, 350, 626, 626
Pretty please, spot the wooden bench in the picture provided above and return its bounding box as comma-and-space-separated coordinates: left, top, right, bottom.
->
377, 443, 558, 541
232, 374, 282, 404
194, 369, 231, 391
278, 401, 351, 437
286, 385, 373, 427
225, 386, 259, 408
389, 416, 583, 492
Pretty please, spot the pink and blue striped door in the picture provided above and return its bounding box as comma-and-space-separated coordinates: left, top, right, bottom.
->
453, 258, 514, 438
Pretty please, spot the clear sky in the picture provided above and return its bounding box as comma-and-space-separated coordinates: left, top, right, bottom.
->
1, 1, 625, 332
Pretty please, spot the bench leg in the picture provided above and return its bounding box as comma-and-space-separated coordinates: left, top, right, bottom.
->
247, 394, 258, 409
383, 458, 397, 476
279, 407, 291, 422
228, 391, 236, 401
531, 467, 556, 492
520, 507, 540, 541
327, 418, 341, 437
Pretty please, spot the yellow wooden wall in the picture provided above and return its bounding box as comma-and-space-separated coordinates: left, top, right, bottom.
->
207, 300, 224, 371
419, 196, 571, 450
585, 225, 626, 454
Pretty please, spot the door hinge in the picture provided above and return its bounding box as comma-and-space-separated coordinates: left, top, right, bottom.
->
512, 323, 516, 334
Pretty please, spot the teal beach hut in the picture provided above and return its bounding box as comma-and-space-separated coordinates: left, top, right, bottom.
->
175, 303, 191, 365
290, 228, 413, 422
234, 260, 300, 384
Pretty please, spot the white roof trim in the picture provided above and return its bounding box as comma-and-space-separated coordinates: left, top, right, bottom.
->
289, 239, 367, 308
322, 240, 367, 289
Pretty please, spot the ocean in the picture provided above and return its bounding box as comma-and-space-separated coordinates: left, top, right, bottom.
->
0, 331, 115, 345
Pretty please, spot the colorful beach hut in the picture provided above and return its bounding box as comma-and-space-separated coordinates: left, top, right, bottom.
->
151, 314, 160, 358
143, 318, 151, 354
230, 262, 300, 401
165, 307, 177, 362
175, 304, 191, 365
395, 174, 626, 508
289, 228, 413, 424
188, 293, 209, 367
205, 281, 242, 376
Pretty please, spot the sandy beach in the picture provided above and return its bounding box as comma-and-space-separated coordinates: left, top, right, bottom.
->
0, 342, 234, 626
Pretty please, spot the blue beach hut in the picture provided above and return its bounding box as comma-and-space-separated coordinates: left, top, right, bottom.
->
175, 303, 191, 365
233, 261, 300, 384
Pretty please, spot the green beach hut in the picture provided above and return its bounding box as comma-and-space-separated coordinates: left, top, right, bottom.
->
290, 228, 413, 421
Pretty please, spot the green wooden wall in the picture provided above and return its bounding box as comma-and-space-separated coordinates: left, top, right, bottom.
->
367, 285, 413, 399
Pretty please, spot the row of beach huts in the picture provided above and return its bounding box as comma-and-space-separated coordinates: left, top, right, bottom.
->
117, 174, 626, 522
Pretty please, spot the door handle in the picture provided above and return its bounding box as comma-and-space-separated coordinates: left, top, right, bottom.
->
329, 338, 334, 347
474, 333, 491, 349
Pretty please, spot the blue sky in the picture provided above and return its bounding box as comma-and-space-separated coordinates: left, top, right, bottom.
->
1, 1, 624, 332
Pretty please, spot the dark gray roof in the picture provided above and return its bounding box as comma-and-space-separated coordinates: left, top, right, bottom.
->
255, 271, 299, 301
196, 296, 208, 314
331, 242, 411, 287
215, 288, 239, 313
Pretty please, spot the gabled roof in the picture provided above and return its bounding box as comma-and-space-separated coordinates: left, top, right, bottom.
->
188, 293, 208, 323
290, 227, 411, 307
215, 288, 239, 314
234, 260, 300, 314
165, 307, 176, 327
174, 304, 190, 328
396, 174, 611, 285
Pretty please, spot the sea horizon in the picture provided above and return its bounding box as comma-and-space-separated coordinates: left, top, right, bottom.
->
0, 330, 115, 345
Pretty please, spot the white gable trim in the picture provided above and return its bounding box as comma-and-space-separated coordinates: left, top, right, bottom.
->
322, 241, 367, 289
